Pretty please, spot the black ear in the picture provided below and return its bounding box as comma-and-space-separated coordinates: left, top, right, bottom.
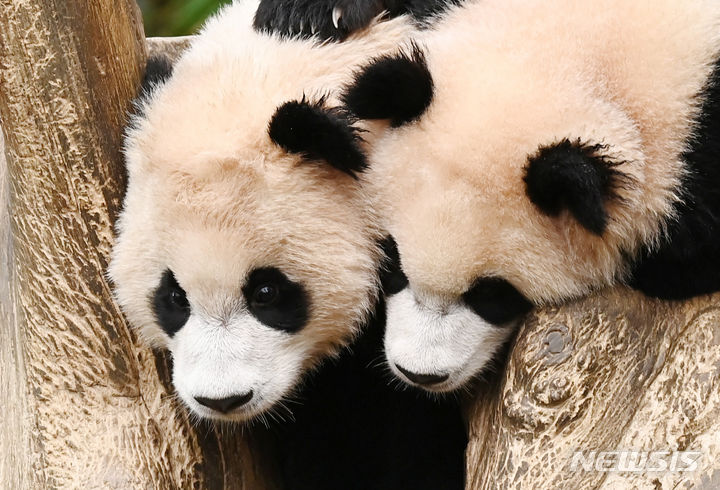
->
268, 98, 367, 177
140, 54, 174, 98
523, 139, 630, 235
342, 45, 433, 127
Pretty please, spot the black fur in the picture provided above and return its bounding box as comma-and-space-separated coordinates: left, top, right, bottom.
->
140, 54, 174, 98
343, 45, 434, 127
254, 0, 460, 41
255, 0, 384, 40
242, 267, 310, 333
152, 269, 191, 337
379, 236, 409, 295
268, 294, 468, 490
269, 98, 367, 177
462, 277, 533, 325
524, 139, 630, 235
629, 61, 720, 299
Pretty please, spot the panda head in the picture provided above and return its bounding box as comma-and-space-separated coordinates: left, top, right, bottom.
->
109, 54, 381, 422
344, 28, 697, 391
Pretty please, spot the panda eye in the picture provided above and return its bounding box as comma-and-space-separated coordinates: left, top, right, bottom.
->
169, 288, 190, 309
379, 236, 408, 296
243, 267, 310, 333
462, 277, 533, 325
252, 284, 279, 306
153, 269, 191, 337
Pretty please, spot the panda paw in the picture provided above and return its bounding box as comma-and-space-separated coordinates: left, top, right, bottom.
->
330, 0, 388, 36
254, 0, 387, 41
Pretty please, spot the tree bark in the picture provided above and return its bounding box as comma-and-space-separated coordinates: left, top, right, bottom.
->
0, 3, 272, 489
466, 288, 720, 489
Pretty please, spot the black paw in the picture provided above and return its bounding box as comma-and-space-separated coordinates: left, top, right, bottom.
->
254, 0, 387, 41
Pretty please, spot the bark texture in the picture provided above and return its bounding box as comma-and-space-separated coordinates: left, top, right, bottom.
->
0, 3, 270, 488
466, 288, 720, 489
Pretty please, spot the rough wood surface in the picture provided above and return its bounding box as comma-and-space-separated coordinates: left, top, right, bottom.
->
0, 128, 33, 488
466, 288, 720, 489
147, 35, 194, 60
0, 4, 271, 488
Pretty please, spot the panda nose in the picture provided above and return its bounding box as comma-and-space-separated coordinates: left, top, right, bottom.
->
194, 391, 253, 413
395, 364, 449, 386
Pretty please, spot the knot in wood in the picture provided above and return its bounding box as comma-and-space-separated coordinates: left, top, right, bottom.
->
538, 324, 573, 366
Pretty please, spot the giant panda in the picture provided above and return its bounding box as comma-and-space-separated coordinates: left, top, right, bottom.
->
109, 0, 466, 488
339, 0, 720, 393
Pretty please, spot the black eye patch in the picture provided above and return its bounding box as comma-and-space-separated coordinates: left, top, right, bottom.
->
242, 267, 310, 333
379, 236, 408, 296
152, 269, 191, 337
462, 277, 533, 325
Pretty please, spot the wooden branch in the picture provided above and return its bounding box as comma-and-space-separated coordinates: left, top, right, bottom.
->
466, 287, 720, 488
0, 4, 271, 488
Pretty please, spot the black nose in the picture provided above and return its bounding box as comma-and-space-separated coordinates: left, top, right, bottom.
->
194, 391, 253, 413
395, 364, 449, 386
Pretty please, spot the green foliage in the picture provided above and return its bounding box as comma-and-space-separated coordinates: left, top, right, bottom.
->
139, 0, 231, 37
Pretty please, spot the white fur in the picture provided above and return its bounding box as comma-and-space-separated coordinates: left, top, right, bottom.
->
385, 289, 511, 392
110, 0, 417, 421
170, 312, 304, 421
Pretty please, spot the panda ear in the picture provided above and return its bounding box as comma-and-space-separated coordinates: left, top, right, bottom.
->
139, 54, 174, 98
268, 98, 367, 177
342, 44, 433, 127
523, 139, 630, 235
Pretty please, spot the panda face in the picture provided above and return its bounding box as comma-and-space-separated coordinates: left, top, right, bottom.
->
150, 263, 311, 420
157, 258, 311, 421
111, 164, 381, 421
380, 238, 531, 392
157, 267, 310, 420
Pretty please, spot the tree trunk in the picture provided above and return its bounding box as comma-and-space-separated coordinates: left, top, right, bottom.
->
0, 3, 272, 488
466, 288, 720, 489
